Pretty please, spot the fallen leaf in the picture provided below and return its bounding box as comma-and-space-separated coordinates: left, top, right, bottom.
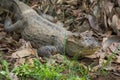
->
108, 18, 112, 26
27, 58, 34, 65
57, 0, 64, 4
116, 55, 120, 63
11, 48, 36, 58
14, 58, 25, 66
108, 42, 120, 53
118, 0, 120, 6
112, 15, 120, 35
72, 10, 81, 17
11, 41, 36, 58
46, 54, 65, 66
97, 36, 120, 66
87, 14, 100, 31
9, 72, 18, 80
93, 5, 100, 18
65, 0, 77, 5
102, 36, 120, 50
90, 0, 94, 3
105, 1, 114, 13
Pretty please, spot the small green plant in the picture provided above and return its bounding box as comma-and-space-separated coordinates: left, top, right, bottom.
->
0, 57, 93, 80
98, 44, 120, 75
63, 33, 67, 55
0, 60, 11, 80
68, 61, 91, 80
12, 59, 63, 80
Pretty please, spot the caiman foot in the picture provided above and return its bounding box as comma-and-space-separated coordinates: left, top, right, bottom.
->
37, 46, 57, 57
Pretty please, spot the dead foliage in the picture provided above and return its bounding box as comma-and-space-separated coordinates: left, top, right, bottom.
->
0, 0, 120, 79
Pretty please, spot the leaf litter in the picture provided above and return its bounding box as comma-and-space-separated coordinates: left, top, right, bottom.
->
0, 0, 120, 79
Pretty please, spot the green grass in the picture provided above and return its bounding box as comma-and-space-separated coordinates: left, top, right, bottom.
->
97, 44, 120, 75
0, 60, 11, 80
12, 59, 63, 80
1, 44, 119, 80
0, 57, 92, 80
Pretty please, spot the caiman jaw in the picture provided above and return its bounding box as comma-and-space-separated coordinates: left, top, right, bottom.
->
65, 37, 100, 57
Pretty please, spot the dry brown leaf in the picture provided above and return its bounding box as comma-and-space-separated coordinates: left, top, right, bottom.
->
105, 1, 114, 13
77, 20, 90, 32
46, 54, 65, 66
0, 31, 6, 40
108, 18, 112, 26
57, 0, 77, 5
90, 0, 94, 3
57, 0, 64, 4
93, 6, 99, 18
102, 36, 120, 50
95, 49, 106, 59
11, 41, 36, 58
9, 72, 18, 80
72, 10, 81, 17
97, 36, 120, 65
116, 55, 120, 63
14, 58, 25, 67
108, 42, 120, 53
11, 48, 36, 58
44, 5, 50, 14
87, 14, 100, 31
56, 9, 62, 14
65, 0, 77, 5
118, 0, 120, 6
112, 15, 119, 27
112, 15, 120, 35
27, 58, 34, 65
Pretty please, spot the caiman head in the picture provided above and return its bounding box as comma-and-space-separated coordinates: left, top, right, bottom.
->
65, 31, 100, 57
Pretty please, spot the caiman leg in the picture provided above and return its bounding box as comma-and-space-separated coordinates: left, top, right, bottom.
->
4, 16, 25, 32
37, 46, 57, 57
4, 17, 58, 57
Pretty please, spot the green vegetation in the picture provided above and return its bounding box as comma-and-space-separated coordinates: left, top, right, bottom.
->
0, 60, 11, 80
12, 59, 62, 80
1, 44, 119, 80
96, 45, 120, 76
0, 58, 92, 80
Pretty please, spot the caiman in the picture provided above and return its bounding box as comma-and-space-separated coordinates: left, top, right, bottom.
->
2, 0, 100, 57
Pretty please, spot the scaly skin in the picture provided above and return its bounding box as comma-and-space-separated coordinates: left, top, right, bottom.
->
4, 0, 100, 57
